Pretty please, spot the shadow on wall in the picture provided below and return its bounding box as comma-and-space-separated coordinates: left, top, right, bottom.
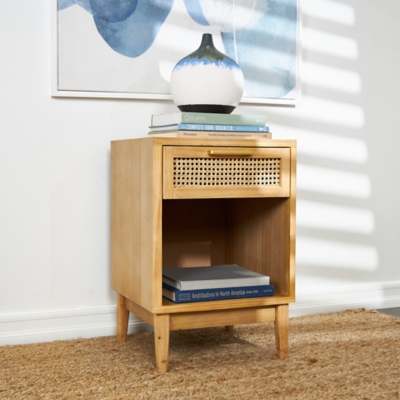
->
263, 0, 379, 292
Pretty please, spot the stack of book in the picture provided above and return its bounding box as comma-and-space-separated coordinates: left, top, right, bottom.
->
149, 111, 271, 139
162, 264, 274, 303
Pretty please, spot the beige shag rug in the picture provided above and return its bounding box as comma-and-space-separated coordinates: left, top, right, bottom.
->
1, 309, 400, 399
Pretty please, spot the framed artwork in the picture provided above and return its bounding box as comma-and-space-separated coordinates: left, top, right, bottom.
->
52, 0, 300, 105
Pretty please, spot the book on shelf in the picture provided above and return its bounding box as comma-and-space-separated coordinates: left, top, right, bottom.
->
162, 283, 274, 303
148, 130, 272, 139
162, 264, 270, 291
149, 123, 270, 133
151, 111, 267, 127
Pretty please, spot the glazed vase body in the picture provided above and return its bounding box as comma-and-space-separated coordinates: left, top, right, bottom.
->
170, 33, 244, 114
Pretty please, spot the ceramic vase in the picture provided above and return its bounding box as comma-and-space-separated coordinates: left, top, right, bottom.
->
170, 33, 244, 114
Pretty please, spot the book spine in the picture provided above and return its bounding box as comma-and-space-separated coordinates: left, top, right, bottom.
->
162, 284, 274, 303
149, 131, 272, 139
162, 276, 182, 290
177, 123, 269, 132
152, 112, 267, 126
177, 131, 272, 139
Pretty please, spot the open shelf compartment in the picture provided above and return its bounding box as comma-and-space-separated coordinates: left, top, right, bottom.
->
161, 197, 293, 310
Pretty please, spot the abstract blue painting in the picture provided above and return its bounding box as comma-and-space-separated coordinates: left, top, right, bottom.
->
55, 0, 299, 104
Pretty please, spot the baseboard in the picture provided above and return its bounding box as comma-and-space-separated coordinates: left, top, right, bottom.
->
1, 281, 400, 346
289, 280, 400, 318
0, 305, 152, 346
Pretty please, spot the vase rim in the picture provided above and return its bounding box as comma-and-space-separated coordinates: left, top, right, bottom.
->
200, 33, 214, 44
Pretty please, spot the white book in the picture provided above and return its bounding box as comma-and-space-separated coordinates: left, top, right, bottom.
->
151, 111, 267, 127
148, 130, 272, 139
162, 264, 270, 291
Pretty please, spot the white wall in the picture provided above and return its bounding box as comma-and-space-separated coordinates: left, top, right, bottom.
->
1, 0, 400, 345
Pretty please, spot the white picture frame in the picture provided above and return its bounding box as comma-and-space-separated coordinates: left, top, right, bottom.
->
52, 0, 300, 106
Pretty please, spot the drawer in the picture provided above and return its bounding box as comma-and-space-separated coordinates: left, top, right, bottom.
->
163, 146, 291, 199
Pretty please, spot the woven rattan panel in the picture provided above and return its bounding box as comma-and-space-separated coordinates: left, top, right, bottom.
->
173, 157, 281, 187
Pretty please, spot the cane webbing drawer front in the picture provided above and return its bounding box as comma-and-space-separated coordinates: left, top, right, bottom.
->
163, 146, 291, 199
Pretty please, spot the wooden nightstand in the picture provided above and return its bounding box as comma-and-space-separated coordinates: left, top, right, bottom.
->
111, 137, 296, 373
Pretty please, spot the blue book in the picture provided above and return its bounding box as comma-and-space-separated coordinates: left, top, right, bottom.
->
149, 123, 269, 133
162, 284, 274, 303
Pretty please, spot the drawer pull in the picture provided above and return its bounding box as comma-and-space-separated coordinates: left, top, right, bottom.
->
208, 149, 253, 157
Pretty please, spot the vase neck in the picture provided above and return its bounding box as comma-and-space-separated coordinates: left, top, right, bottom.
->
199, 33, 215, 51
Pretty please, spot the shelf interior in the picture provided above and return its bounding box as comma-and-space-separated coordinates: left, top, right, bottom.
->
162, 197, 291, 297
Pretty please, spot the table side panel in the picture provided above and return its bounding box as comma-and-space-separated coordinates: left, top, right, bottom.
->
289, 145, 297, 300
111, 139, 161, 311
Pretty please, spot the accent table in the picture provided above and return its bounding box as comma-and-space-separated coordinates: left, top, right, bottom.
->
111, 137, 296, 373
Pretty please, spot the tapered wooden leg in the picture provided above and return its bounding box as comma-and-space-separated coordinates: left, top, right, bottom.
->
117, 293, 129, 342
274, 304, 289, 359
154, 314, 170, 373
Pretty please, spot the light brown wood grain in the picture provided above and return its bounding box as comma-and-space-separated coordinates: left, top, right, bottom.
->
275, 304, 289, 359
228, 197, 292, 296
169, 307, 275, 330
116, 294, 129, 342
111, 139, 163, 312
111, 137, 297, 372
157, 294, 295, 314
154, 314, 170, 374
125, 298, 154, 327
